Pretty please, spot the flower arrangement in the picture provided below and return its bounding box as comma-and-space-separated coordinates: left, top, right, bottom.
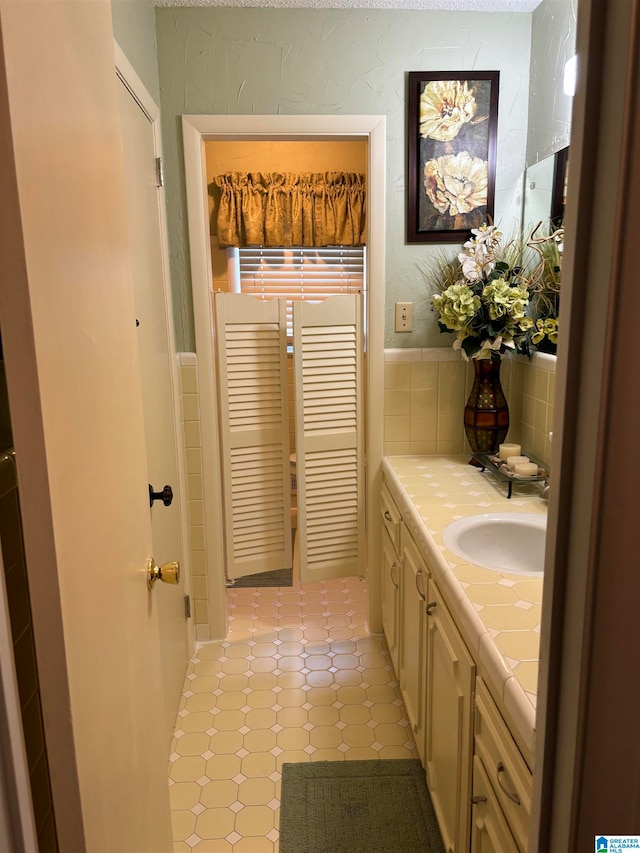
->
526, 224, 563, 354
428, 222, 561, 359
430, 224, 536, 360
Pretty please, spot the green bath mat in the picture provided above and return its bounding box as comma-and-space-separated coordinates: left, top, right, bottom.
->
279, 759, 445, 853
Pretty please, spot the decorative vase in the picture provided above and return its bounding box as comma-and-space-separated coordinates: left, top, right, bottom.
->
464, 357, 509, 454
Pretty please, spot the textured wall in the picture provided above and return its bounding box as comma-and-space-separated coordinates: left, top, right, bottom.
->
111, 0, 161, 103
526, 0, 577, 166
155, 7, 532, 351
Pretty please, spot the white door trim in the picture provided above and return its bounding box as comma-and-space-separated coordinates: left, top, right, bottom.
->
114, 42, 194, 655
182, 114, 386, 640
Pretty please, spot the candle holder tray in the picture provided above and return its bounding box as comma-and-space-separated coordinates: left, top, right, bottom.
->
472, 451, 549, 499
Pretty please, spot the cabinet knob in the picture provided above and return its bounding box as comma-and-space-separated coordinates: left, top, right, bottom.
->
384, 510, 393, 522
471, 795, 487, 805
426, 601, 437, 615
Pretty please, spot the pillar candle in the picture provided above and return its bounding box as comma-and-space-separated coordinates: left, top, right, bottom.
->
498, 443, 521, 460
506, 455, 529, 470
514, 461, 539, 477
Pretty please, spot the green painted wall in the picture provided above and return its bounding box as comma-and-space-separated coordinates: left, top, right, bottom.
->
111, 0, 160, 103
155, 7, 532, 351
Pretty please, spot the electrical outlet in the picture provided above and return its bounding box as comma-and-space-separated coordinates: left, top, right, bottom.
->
395, 301, 413, 332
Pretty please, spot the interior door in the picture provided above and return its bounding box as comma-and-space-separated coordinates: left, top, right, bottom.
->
214, 292, 292, 581
293, 294, 364, 583
117, 77, 188, 738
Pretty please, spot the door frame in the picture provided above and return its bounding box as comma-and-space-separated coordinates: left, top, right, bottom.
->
115, 44, 194, 655
182, 114, 386, 641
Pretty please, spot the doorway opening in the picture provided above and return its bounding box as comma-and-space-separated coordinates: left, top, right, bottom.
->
182, 115, 386, 643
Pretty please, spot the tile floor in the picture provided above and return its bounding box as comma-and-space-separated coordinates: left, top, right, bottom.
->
169, 574, 418, 852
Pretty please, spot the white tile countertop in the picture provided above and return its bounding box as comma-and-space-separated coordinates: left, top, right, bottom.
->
382, 454, 548, 768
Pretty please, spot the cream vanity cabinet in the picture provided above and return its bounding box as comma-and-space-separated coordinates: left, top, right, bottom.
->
424, 577, 476, 853
399, 524, 428, 763
379, 477, 532, 853
381, 484, 401, 673
471, 678, 532, 852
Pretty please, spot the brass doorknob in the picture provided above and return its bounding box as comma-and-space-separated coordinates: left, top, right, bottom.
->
147, 558, 180, 590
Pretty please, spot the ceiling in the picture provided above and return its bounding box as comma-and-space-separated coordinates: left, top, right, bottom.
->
154, 0, 542, 11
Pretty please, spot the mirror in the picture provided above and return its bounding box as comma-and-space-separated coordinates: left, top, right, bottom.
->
523, 146, 569, 233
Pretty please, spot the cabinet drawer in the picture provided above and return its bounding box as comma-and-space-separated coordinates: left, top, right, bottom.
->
474, 678, 532, 852
471, 755, 519, 853
381, 482, 401, 553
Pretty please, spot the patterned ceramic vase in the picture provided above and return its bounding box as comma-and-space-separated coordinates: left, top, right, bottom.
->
464, 357, 509, 454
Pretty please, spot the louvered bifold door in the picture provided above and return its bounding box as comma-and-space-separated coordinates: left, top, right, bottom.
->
214, 293, 292, 580
293, 294, 364, 583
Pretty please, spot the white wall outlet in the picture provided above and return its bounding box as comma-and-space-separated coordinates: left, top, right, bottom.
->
395, 301, 413, 332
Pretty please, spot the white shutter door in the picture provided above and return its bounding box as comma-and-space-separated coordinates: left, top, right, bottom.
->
214, 292, 292, 580
293, 294, 364, 583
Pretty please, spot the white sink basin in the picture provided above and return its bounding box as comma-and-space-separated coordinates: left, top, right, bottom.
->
442, 513, 547, 576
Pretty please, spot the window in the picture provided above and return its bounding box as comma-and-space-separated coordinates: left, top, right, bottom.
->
229, 246, 366, 338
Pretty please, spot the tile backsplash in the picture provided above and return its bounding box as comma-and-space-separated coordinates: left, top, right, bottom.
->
178, 353, 210, 640
178, 347, 556, 635
384, 348, 556, 467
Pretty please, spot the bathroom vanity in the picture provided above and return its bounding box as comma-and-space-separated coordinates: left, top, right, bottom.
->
381, 455, 545, 853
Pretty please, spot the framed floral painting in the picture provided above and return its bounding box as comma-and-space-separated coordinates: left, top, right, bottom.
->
407, 71, 500, 243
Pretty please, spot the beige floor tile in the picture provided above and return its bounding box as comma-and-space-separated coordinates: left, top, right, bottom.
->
218, 658, 250, 675
344, 747, 379, 760
169, 575, 420, 852
182, 709, 214, 730
244, 708, 277, 729
169, 781, 201, 811
237, 777, 275, 806
241, 752, 276, 779
171, 809, 196, 842
342, 724, 375, 748
234, 805, 275, 836
216, 692, 246, 711
232, 838, 274, 852
275, 750, 310, 771
245, 690, 276, 710
375, 723, 410, 746
175, 732, 211, 757
200, 779, 239, 808
307, 706, 340, 726
170, 756, 206, 783
303, 670, 333, 688
339, 705, 370, 726
191, 676, 221, 694
310, 748, 345, 762
209, 731, 244, 755
194, 808, 236, 840
309, 726, 342, 749
204, 754, 242, 780
214, 710, 246, 731
191, 837, 233, 852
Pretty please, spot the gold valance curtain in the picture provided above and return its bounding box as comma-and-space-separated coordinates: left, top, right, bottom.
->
214, 171, 366, 248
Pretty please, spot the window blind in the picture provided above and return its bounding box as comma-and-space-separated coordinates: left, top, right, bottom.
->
232, 246, 366, 335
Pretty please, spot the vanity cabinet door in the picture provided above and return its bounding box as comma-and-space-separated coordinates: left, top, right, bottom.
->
425, 580, 475, 853
399, 527, 428, 764
381, 526, 400, 674
471, 756, 519, 853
